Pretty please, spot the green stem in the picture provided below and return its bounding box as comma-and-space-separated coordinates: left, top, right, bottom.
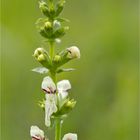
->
49, 41, 62, 140
49, 41, 55, 60
55, 118, 62, 140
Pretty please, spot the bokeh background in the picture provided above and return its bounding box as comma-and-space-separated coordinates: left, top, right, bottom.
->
1, 0, 139, 140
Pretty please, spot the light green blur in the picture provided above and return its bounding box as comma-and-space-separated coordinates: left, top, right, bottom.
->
1, 0, 138, 140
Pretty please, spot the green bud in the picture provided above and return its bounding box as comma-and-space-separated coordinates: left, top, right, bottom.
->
38, 100, 45, 111
44, 22, 53, 38
53, 55, 61, 63
38, 54, 46, 61
39, 1, 50, 17
55, 0, 66, 16
33, 48, 51, 68
59, 99, 76, 115
45, 21, 52, 29
52, 50, 69, 68
49, 6, 55, 18
53, 26, 69, 38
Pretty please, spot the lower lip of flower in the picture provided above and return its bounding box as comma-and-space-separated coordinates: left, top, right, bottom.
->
42, 88, 56, 94
32, 136, 41, 140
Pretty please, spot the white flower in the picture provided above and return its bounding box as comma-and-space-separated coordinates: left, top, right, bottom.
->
57, 80, 71, 100
42, 76, 56, 93
53, 20, 61, 31
30, 126, 44, 140
67, 46, 80, 59
41, 76, 71, 127
62, 133, 77, 140
45, 94, 57, 127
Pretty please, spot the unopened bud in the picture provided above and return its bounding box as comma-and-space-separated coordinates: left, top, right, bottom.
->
67, 46, 80, 59
53, 20, 61, 31
55, 0, 66, 16
65, 99, 76, 109
59, 99, 76, 115
33, 48, 51, 68
53, 55, 61, 62
38, 54, 46, 61
45, 22, 52, 29
39, 1, 50, 17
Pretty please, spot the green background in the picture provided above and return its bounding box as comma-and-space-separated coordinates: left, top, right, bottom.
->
1, 0, 139, 140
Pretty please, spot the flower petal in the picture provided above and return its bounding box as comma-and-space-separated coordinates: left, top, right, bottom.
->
42, 76, 56, 93
30, 126, 44, 140
45, 94, 57, 127
57, 80, 71, 99
62, 133, 77, 140
57, 80, 71, 92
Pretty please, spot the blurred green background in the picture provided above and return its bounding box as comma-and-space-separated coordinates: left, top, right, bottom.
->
1, 0, 139, 140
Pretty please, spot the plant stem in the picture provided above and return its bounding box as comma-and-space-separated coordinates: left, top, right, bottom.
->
55, 118, 62, 140
49, 41, 55, 60
49, 41, 61, 140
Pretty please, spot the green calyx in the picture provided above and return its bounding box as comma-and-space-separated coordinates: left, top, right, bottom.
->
39, 0, 65, 19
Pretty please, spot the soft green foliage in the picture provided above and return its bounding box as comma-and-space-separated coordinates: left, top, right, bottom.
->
1, 0, 138, 140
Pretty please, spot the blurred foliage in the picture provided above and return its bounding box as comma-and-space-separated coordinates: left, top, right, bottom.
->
1, 0, 138, 140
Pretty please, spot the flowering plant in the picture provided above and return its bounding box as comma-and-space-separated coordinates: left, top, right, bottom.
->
30, 0, 80, 140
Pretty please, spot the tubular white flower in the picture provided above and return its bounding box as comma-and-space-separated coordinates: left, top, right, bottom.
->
62, 133, 77, 140
67, 46, 80, 59
41, 76, 71, 127
30, 126, 44, 140
45, 94, 57, 127
57, 80, 71, 99
42, 76, 56, 93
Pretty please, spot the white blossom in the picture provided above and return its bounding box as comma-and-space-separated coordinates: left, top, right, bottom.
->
45, 94, 57, 127
57, 80, 71, 99
30, 126, 44, 140
41, 76, 71, 127
62, 133, 77, 140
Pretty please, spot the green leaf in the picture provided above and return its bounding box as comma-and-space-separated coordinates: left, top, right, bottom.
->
56, 68, 75, 73
56, 17, 70, 22
32, 67, 49, 74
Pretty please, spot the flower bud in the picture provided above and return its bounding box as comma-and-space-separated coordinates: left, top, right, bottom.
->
53, 55, 61, 63
53, 26, 69, 38
59, 99, 76, 115
45, 22, 52, 29
55, 0, 66, 16
44, 22, 53, 38
39, 1, 50, 17
53, 20, 61, 31
67, 46, 80, 59
33, 48, 51, 68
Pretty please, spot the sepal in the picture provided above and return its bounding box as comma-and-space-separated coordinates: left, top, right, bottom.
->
32, 67, 49, 74
58, 99, 76, 115
56, 68, 75, 73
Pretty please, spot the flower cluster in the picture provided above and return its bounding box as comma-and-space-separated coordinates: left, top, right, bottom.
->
30, 0, 80, 140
